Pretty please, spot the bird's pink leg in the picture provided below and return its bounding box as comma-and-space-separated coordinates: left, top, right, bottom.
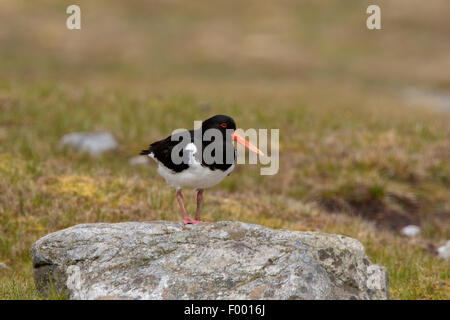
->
194, 189, 204, 223
176, 189, 196, 224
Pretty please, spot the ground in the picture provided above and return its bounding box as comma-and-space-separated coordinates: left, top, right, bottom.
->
0, 0, 449, 299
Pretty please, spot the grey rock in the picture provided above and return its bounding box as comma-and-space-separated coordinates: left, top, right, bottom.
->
437, 240, 450, 260
59, 132, 118, 156
31, 221, 389, 300
400, 225, 421, 237
403, 87, 450, 112
0, 262, 9, 270
128, 156, 149, 166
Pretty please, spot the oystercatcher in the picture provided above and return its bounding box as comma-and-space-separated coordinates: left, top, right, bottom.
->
140, 115, 263, 224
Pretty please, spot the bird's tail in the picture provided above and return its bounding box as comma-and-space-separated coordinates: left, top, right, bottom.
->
140, 146, 153, 156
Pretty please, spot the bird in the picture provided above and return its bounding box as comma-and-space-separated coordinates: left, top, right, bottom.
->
140, 115, 263, 224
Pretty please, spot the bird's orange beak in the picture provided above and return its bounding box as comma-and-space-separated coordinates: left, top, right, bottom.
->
232, 131, 264, 156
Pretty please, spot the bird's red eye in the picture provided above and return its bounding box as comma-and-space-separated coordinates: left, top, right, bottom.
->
220, 123, 227, 128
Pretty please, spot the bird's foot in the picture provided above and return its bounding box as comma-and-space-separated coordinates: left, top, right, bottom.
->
183, 217, 202, 225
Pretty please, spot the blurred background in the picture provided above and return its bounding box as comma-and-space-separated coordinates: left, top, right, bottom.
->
0, 0, 449, 299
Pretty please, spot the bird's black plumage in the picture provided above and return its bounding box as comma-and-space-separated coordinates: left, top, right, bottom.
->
140, 115, 237, 173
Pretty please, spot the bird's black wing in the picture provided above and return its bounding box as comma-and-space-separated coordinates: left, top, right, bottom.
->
140, 130, 194, 173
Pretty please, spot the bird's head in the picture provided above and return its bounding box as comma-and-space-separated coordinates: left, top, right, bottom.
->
202, 115, 263, 155
201, 114, 236, 133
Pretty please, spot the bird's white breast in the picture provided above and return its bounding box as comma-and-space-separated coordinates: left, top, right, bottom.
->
149, 143, 235, 190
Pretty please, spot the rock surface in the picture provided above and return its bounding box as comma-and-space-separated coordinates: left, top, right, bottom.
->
59, 132, 118, 156
31, 221, 389, 300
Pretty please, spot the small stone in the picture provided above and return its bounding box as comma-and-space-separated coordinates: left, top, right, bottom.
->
59, 132, 118, 156
128, 156, 149, 166
403, 87, 450, 112
400, 225, 421, 237
0, 262, 9, 270
437, 240, 450, 260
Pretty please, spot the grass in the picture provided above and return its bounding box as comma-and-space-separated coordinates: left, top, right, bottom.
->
0, 0, 449, 299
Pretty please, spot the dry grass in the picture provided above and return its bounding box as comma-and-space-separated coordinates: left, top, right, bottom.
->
0, 0, 449, 299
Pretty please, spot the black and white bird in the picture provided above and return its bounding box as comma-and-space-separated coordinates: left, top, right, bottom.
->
140, 115, 262, 224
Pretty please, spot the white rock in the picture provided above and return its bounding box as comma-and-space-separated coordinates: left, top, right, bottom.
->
0, 262, 9, 270
437, 240, 450, 260
128, 156, 149, 166
59, 132, 118, 156
400, 225, 421, 237
403, 88, 450, 112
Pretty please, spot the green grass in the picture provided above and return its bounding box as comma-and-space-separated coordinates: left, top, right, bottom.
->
0, 0, 449, 299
